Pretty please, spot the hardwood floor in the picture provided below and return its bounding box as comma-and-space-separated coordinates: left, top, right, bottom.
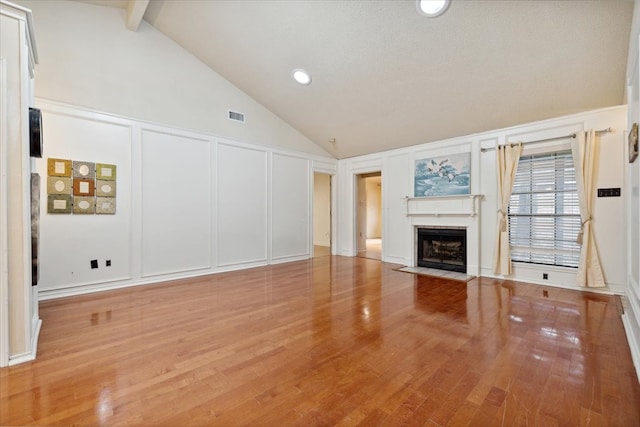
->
357, 238, 382, 261
314, 245, 331, 258
2, 256, 639, 426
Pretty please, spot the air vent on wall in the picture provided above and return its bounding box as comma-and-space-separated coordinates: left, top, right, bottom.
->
228, 110, 245, 123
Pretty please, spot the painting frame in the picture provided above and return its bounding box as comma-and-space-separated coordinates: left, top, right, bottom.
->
47, 176, 72, 195
73, 196, 96, 214
414, 152, 471, 197
96, 163, 117, 180
72, 160, 96, 178
96, 197, 116, 214
47, 194, 72, 214
73, 178, 95, 196
96, 180, 116, 197
47, 158, 72, 177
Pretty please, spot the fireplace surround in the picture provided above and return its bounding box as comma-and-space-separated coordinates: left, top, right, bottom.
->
417, 227, 467, 273
406, 194, 481, 277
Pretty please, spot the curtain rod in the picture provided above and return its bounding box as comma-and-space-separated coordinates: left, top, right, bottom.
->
480, 127, 612, 153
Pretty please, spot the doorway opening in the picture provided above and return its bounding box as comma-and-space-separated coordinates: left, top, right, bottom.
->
356, 172, 382, 260
313, 172, 332, 258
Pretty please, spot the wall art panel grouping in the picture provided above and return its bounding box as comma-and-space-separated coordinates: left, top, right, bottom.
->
46, 158, 116, 215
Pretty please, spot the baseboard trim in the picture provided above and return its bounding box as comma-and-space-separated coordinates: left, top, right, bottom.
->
383, 255, 406, 265
39, 257, 320, 300
621, 282, 640, 383
271, 254, 309, 265
39, 263, 264, 300
479, 268, 620, 295
622, 309, 640, 383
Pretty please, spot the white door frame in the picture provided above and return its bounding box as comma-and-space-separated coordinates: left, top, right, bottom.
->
0, 57, 9, 366
311, 170, 336, 256
352, 169, 383, 259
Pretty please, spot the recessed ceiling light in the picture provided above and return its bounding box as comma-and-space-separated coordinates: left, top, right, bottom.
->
416, 0, 450, 18
292, 69, 312, 85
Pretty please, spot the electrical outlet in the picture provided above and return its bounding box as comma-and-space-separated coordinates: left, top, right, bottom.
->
106, 260, 111, 267
543, 273, 548, 280
90, 259, 98, 269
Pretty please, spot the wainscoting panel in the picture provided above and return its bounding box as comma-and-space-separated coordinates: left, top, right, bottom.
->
35, 105, 133, 290
216, 143, 268, 267
384, 153, 410, 264
141, 129, 212, 277
34, 100, 337, 299
271, 153, 310, 261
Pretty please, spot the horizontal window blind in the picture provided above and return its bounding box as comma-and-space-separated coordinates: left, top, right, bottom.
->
508, 150, 580, 268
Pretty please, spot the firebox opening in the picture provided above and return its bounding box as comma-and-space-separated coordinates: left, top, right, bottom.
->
417, 228, 467, 273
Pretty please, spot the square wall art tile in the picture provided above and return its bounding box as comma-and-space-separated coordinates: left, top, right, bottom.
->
96, 197, 116, 214
72, 161, 96, 179
47, 158, 71, 177
47, 194, 72, 214
96, 163, 116, 180
73, 196, 96, 214
47, 176, 72, 195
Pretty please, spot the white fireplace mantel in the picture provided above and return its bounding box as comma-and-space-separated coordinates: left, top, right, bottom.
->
406, 194, 483, 276
404, 194, 483, 217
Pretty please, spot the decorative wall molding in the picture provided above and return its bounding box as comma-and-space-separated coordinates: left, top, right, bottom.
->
35, 98, 337, 299
405, 194, 483, 217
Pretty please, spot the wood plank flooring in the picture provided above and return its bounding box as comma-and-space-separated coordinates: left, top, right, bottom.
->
357, 239, 382, 261
1, 256, 639, 426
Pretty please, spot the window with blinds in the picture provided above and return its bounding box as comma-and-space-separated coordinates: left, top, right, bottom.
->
508, 150, 581, 268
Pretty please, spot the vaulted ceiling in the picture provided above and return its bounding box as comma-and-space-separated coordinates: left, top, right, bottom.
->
75, 0, 633, 159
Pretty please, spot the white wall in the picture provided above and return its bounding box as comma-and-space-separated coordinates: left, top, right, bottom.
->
271, 153, 310, 262
141, 129, 211, 277
383, 154, 411, 264
338, 106, 628, 294
15, 0, 338, 299
18, 0, 330, 158
216, 143, 268, 268
35, 99, 336, 299
39, 111, 132, 288
622, 0, 640, 380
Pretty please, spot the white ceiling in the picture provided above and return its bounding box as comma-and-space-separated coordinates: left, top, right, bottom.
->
76, 0, 129, 8
79, 0, 634, 159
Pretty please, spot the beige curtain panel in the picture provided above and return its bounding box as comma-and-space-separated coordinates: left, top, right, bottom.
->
492, 143, 522, 276
571, 130, 606, 287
